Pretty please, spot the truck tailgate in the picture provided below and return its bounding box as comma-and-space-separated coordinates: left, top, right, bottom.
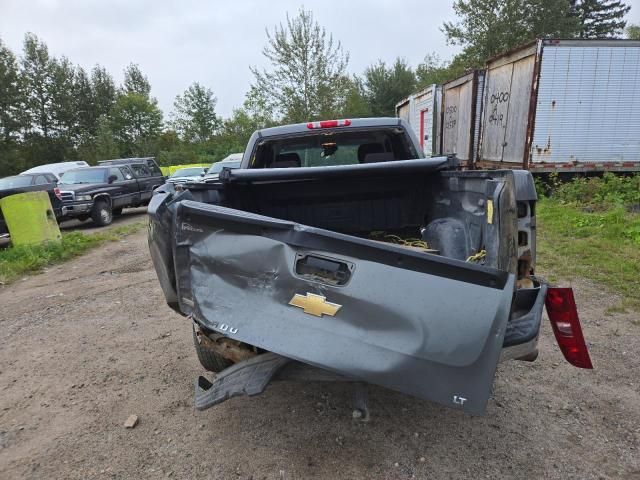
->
159, 199, 516, 415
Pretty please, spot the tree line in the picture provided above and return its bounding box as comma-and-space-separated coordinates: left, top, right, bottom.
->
0, 0, 634, 177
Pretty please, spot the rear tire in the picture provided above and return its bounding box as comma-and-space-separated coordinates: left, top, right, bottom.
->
192, 325, 232, 372
91, 199, 113, 226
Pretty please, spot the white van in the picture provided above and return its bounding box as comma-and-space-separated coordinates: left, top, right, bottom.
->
22, 161, 90, 180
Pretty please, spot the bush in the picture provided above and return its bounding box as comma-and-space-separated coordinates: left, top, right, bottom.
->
536, 174, 640, 312
548, 173, 640, 209
537, 200, 640, 311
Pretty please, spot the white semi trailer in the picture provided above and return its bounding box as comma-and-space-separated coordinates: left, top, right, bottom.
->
397, 39, 640, 173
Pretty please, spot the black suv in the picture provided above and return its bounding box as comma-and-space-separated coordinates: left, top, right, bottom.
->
58, 158, 165, 226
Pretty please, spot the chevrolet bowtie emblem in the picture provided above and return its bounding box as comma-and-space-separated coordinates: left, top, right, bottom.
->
289, 293, 342, 317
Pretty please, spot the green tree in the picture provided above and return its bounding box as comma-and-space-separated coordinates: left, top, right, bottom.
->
573, 0, 631, 38
415, 53, 467, 89
112, 63, 161, 156
21, 33, 55, 138
0, 145, 24, 176
216, 109, 261, 155
250, 8, 350, 122
123, 63, 151, 97
443, 0, 580, 68
49, 56, 77, 142
215, 91, 272, 152
0, 38, 24, 144
156, 130, 180, 155
0, 38, 24, 176
110, 92, 162, 156
73, 67, 98, 141
627, 23, 640, 39
19, 34, 72, 167
94, 115, 120, 160
171, 82, 221, 143
364, 58, 416, 117
91, 65, 116, 120
341, 76, 371, 118
242, 86, 277, 127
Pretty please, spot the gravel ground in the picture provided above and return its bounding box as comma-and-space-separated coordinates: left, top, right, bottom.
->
0, 226, 638, 479
58, 207, 149, 234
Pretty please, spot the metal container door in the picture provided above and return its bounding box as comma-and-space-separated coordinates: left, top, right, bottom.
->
396, 100, 411, 123
482, 63, 514, 162
442, 85, 461, 157
442, 73, 476, 167
502, 55, 535, 163
480, 42, 538, 165
414, 87, 435, 157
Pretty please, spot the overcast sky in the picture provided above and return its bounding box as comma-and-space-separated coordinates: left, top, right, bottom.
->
1, 0, 638, 118
0, 0, 463, 117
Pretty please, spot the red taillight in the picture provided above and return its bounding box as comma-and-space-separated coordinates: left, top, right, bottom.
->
545, 287, 593, 369
306, 119, 351, 129
54, 187, 62, 200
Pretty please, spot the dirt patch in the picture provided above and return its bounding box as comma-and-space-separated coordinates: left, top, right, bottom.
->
59, 207, 148, 234
0, 230, 638, 479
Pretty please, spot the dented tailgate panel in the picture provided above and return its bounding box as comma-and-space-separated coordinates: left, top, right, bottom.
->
170, 200, 515, 415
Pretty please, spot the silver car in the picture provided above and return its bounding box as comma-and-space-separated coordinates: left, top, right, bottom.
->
166, 167, 208, 186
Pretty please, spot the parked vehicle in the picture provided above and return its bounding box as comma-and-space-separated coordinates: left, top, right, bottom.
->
59, 161, 164, 226
0, 173, 63, 235
166, 167, 208, 185
440, 70, 486, 169
398, 39, 640, 173
148, 118, 592, 417
97, 157, 165, 179
21, 161, 90, 180
396, 84, 442, 158
200, 153, 243, 182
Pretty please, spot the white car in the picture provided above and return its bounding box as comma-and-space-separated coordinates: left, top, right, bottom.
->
22, 161, 90, 181
201, 153, 243, 182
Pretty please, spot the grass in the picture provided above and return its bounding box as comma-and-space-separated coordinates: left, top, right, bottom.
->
536, 188, 640, 313
0, 222, 145, 284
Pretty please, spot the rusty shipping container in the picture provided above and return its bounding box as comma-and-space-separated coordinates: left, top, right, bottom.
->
395, 85, 442, 157
440, 70, 485, 168
477, 39, 640, 172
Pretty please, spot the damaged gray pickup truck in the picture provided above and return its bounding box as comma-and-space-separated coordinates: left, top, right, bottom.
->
148, 118, 592, 417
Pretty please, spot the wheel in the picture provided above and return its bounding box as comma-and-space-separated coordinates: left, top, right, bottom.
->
91, 199, 113, 226
112, 207, 123, 216
192, 325, 232, 372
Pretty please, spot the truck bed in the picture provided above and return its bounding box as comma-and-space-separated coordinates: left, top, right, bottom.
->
148, 158, 549, 414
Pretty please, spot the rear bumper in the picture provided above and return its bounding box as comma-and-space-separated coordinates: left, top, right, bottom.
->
501, 281, 548, 357
194, 281, 548, 412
